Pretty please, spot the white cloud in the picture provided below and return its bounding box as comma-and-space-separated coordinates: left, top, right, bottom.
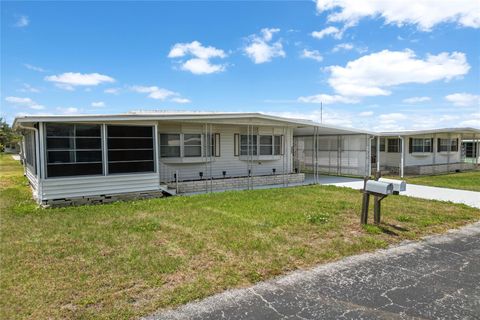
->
378, 113, 407, 123
298, 94, 359, 104
402, 96, 431, 104
327, 50, 470, 97
5, 96, 45, 110
45, 72, 115, 90
91, 101, 105, 108
445, 93, 480, 107
29, 105, 45, 110
359, 111, 373, 117
300, 49, 323, 62
266, 110, 353, 127
181, 58, 225, 74
104, 87, 121, 94
14, 15, 29, 28
131, 86, 176, 100
5, 96, 34, 105
24, 64, 46, 72
170, 97, 191, 104
131, 85, 190, 103
332, 43, 353, 52
311, 26, 343, 39
56, 107, 80, 114
244, 28, 285, 64
168, 41, 227, 75
18, 83, 41, 93
316, 0, 480, 31
459, 113, 480, 127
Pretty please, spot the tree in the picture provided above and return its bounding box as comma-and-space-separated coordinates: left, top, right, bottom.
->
0, 118, 21, 152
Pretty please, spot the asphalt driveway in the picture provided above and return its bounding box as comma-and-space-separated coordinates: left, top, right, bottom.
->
146, 222, 480, 320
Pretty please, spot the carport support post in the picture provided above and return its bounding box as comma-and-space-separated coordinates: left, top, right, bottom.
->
399, 136, 405, 178
376, 136, 380, 175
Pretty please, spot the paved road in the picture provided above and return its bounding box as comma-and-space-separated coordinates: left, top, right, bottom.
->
146, 222, 480, 320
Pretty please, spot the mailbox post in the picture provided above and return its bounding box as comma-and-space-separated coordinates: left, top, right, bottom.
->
361, 179, 394, 225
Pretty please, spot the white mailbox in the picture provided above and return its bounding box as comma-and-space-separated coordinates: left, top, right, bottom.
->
365, 180, 394, 195
378, 178, 406, 192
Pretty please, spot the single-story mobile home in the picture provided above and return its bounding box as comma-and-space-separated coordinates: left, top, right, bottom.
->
13, 112, 373, 206
12, 112, 479, 206
375, 128, 480, 176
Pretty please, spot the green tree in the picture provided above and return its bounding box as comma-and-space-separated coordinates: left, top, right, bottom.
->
0, 118, 21, 152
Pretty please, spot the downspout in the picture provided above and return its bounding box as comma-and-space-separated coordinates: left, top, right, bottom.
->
399, 136, 405, 178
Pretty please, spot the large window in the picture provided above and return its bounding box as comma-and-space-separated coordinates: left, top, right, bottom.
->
438, 138, 458, 152
24, 131, 36, 174
411, 138, 432, 153
160, 134, 181, 157
260, 135, 273, 155
107, 125, 154, 174
46, 123, 103, 178
240, 135, 258, 156
387, 138, 401, 153
184, 134, 202, 157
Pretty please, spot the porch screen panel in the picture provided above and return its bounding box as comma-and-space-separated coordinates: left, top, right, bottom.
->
46, 123, 103, 178
24, 131, 37, 174
107, 125, 154, 174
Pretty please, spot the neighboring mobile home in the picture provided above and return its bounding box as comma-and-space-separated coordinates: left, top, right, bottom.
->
374, 128, 480, 176
13, 112, 372, 206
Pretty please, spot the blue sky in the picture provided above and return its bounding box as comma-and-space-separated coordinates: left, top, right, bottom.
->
1, 0, 479, 130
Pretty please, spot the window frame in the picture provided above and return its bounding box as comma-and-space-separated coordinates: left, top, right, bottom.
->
44, 123, 104, 179
159, 133, 220, 159
411, 138, 432, 153
107, 124, 156, 175
387, 138, 401, 153
438, 138, 459, 152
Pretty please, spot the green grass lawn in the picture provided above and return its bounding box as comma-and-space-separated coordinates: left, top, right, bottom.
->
394, 170, 480, 192
1, 154, 479, 319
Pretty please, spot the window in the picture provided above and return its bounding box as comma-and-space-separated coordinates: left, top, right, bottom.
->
387, 138, 401, 153
379, 138, 385, 152
46, 123, 103, 178
160, 134, 181, 157
438, 138, 458, 152
184, 134, 202, 157
274, 135, 282, 155
107, 125, 154, 174
410, 138, 432, 153
240, 135, 258, 155
24, 131, 36, 174
260, 135, 273, 155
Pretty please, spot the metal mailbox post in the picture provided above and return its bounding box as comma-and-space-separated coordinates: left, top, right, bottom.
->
361, 179, 394, 225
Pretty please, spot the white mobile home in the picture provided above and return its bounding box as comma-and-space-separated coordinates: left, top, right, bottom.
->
13, 112, 374, 206
374, 128, 480, 176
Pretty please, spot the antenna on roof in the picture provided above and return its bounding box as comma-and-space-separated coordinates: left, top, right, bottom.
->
321, 101, 323, 124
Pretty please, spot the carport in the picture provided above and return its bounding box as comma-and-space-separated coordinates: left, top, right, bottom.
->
293, 125, 376, 181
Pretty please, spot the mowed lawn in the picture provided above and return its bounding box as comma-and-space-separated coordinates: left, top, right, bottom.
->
1, 154, 479, 320
398, 170, 480, 192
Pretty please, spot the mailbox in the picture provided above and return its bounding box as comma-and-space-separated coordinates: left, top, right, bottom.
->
365, 180, 393, 195
378, 178, 406, 192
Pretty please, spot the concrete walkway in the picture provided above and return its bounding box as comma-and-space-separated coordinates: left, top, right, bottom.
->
317, 175, 480, 209
146, 222, 480, 320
